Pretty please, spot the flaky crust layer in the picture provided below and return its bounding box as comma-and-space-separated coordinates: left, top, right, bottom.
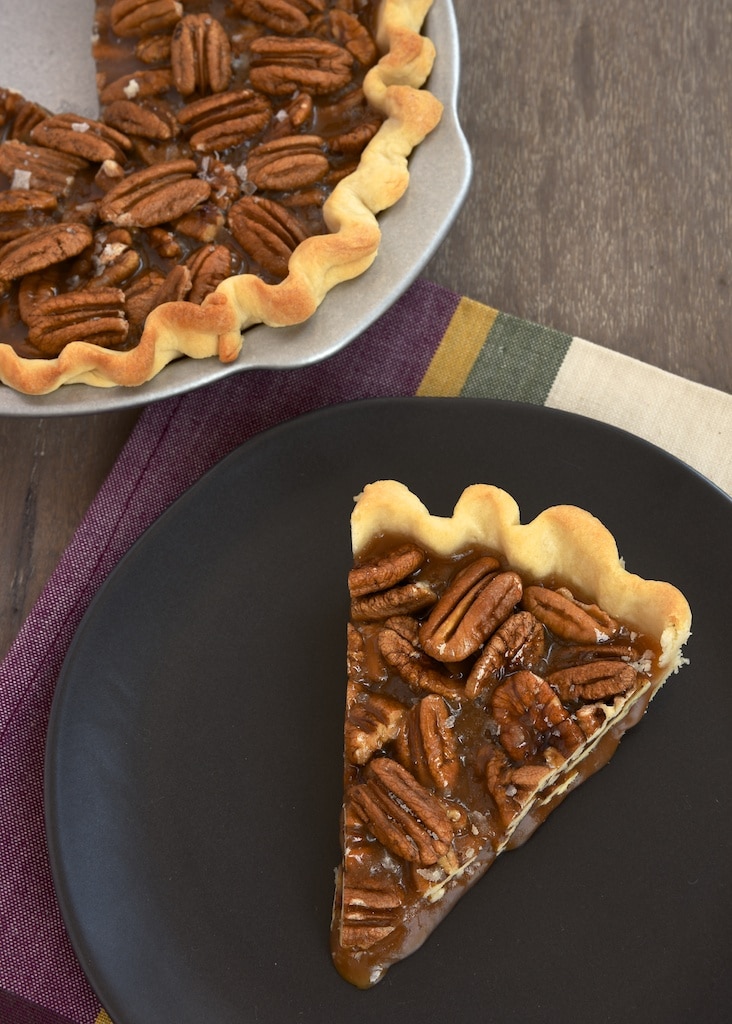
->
351, 480, 692, 674
0, 0, 442, 394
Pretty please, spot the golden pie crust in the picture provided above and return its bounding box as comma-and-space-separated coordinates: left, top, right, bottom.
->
351, 481, 691, 671
0, 1, 442, 394
333, 481, 691, 987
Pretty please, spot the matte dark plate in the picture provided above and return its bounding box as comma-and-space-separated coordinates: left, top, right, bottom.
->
46, 398, 732, 1024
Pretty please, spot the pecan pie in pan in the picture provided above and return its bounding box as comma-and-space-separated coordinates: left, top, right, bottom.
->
333, 480, 692, 987
0, 0, 443, 394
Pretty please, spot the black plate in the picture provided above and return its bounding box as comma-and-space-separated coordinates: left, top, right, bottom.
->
46, 398, 732, 1024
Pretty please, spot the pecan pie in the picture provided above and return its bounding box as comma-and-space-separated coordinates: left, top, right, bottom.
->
332, 480, 692, 987
0, 0, 442, 393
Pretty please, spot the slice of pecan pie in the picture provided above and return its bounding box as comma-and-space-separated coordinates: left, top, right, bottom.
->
332, 480, 692, 987
0, 1, 442, 393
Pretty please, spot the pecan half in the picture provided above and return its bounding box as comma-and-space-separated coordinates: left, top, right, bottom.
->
418, 557, 498, 650
30, 113, 132, 164
328, 8, 378, 66
17, 265, 62, 322
329, 116, 382, 155
377, 626, 463, 701
171, 14, 233, 97
318, 85, 368, 126
1, 90, 47, 142
0, 140, 87, 196
522, 585, 620, 644
227, 194, 306, 279
394, 694, 459, 793
176, 90, 272, 153
345, 691, 407, 766
0, 189, 57, 242
98, 69, 174, 107
546, 660, 638, 703
340, 871, 403, 951
231, 0, 311, 35
548, 639, 643, 672
151, 263, 192, 305
110, 0, 184, 39
102, 100, 178, 142
26, 288, 128, 356
227, 192, 303, 276
351, 581, 436, 622
249, 37, 354, 96
99, 159, 211, 227
349, 543, 426, 598
465, 611, 546, 698
246, 135, 329, 191
123, 267, 166, 329
350, 757, 455, 866
420, 564, 523, 663
185, 243, 233, 304
0, 223, 93, 282
491, 670, 585, 762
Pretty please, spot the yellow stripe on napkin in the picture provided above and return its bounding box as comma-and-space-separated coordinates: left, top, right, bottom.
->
417, 297, 498, 396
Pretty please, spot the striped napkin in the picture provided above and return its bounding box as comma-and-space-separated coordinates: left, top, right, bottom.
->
1, 279, 729, 1024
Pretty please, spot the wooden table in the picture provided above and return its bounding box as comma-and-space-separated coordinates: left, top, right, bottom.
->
1, 0, 730, 661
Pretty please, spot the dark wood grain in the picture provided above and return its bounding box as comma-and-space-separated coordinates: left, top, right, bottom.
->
1, 0, 730, 660
0, 410, 140, 657
425, 0, 732, 391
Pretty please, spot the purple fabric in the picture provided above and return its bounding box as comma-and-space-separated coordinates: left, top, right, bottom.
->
0, 989, 83, 1024
0, 280, 460, 1024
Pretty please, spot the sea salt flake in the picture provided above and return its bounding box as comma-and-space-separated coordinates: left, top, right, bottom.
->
71, 122, 90, 133
235, 162, 258, 195
123, 79, 140, 99
11, 170, 32, 189
100, 242, 127, 264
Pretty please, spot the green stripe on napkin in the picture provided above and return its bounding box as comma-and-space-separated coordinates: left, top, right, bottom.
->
462, 312, 572, 403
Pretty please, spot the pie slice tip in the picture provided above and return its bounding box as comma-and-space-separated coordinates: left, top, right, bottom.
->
333, 479, 691, 988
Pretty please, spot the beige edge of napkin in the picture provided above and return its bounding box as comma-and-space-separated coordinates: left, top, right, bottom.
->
547, 339, 732, 498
